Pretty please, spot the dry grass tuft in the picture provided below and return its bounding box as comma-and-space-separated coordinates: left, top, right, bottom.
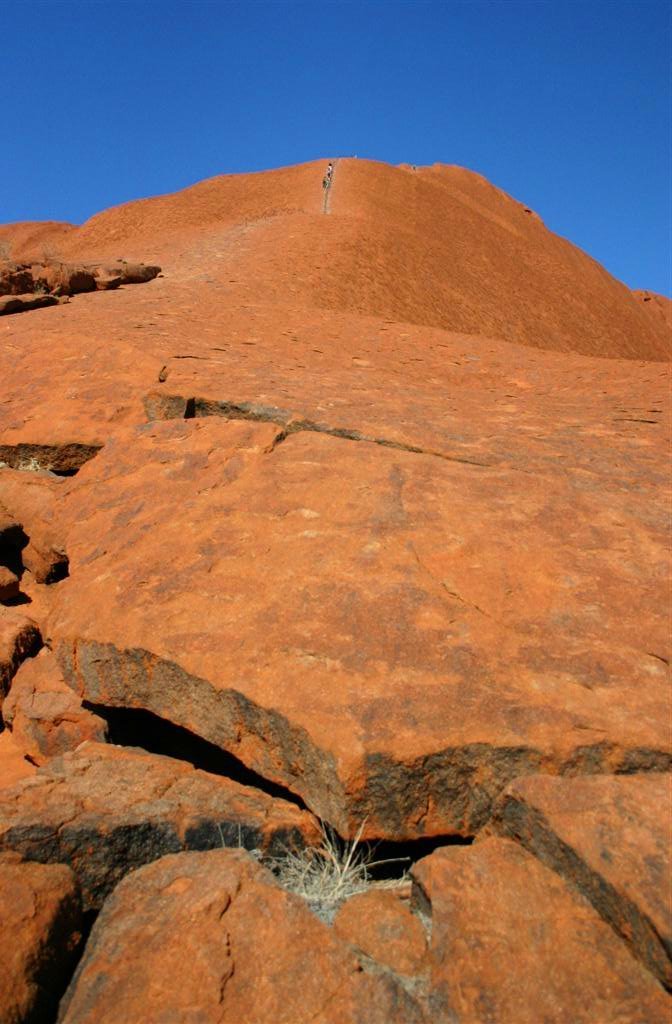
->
266, 821, 409, 922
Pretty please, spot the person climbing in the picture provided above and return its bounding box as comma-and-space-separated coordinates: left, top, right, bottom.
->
326, 162, 333, 181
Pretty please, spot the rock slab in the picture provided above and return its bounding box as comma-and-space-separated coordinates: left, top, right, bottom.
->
411, 836, 670, 1023
0, 852, 81, 1024
3, 649, 108, 763
0, 741, 318, 910
486, 772, 672, 988
59, 849, 424, 1024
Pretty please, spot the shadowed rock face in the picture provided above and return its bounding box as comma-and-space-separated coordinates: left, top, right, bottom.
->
0, 742, 319, 910
0, 853, 82, 1024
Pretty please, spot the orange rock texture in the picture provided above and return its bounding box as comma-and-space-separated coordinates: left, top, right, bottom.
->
0, 157, 670, 1019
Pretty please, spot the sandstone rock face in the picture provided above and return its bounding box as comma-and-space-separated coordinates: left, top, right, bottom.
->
0, 259, 160, 316
411, 836, 670, 1023
50, 416, 670, 839
0, 565, 20, 601
11, 159, 665, 359
0, 467, 69, 583
0, 293, 60, 315
0, 608, 41, 700
486, 772, 672, 988
0, 852, 81, 1024
0, 741, 318, 909
3, 650, 107, 763
59, 849, 425, 1024
0, 158, 670, 1019
334, 888, 428, 976
0, 731, 36, 790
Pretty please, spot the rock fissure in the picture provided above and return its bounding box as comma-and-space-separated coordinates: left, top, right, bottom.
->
149, 393, 493, 466
0, 443, 101, 476
489, 788, 672, 990
53, 639, 672, 843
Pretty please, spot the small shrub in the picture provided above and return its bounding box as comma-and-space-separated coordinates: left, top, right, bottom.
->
266, 821, 409, 922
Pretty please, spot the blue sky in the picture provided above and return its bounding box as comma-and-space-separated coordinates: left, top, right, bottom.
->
2, 0, 670, 295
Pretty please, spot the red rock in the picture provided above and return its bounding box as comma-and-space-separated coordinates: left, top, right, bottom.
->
0, 467, 68, 583
0, 292, 59, 315
334, 888, 428, 976
0, 741, 319, 910
30, 262, 97, 296
0, 607, 41, 698
3, 650, 107, 763
0, 565, 19, 602
0, 851, 82, 1024
486, 772, 672, 988
10, 160, 665, 359
411, 836, 670, 1023
97, 260, 161, 285
59, 849, 424, 1024
0, 731, 36, 789
0, 264, 33, 296
49, 417, 670, 839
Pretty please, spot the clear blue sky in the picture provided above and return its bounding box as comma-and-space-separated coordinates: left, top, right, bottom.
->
2, 0, 670, 295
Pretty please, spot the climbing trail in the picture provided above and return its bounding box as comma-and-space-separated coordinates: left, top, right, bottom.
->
322, 159, 339, 214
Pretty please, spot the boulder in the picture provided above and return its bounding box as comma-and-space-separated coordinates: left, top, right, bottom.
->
50, 417, 671, 839
486, 772, 672, 988
0, 852, 82, 1024
0, 293, 59, 316
58, 849, 425, 1024
0, 566, 20, 602
0, 466, 68, 583
30, 263, 97, 296
333, 888, 428, 976
0, 741, 319, 910
111, 261, 161, 285
0, 608, 41, 699
0, 263, 34, 296
3, 650, 107, 763
410, 836, 670, 1023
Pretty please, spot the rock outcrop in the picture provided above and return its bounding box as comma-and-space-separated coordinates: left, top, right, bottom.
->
0, 260, 160, 316
0, 741, 318, 909
0, 853, 82, 1024
411, 837, 670, 1022
48, 416, 670, 838
0, 157, 669, 1020
58, 849, 425, 1024
3, 651, 108, 764
486, 772, 672, 988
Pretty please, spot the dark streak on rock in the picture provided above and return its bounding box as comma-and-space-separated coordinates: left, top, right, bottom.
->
489, 794, 672, 990
145, 393, 492, 467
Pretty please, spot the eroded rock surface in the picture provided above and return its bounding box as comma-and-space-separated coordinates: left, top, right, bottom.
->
0, 852, 82, 1024
49, 416, 671, 838
59, 849, 425, 1024
411, 836, 670, 1023
0, 741, 318, 909
3, 650, 107, 763
334, 888, 428, 977
0, 259, 160, 315
0, 158, 670, 1021
0, 731, 36, 790
0, 466, 68, 582
0, 608, 41, 700
486, 772, 672, 988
